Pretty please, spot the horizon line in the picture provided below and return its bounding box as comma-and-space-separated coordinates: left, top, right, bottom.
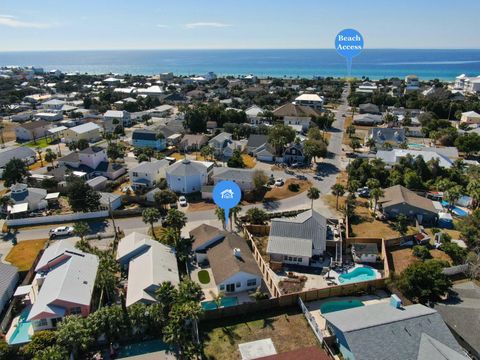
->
1, 47, 480, 53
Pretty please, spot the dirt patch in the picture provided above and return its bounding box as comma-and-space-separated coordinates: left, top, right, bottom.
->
170, 152, 184, 161
188, 201, 216, 212
389, 247, 452, 274
202, 311, 318, 360
1, 121, 17, 142
264, 179, 311, 201
5, 239, 48, 271
241, 154, 256, 168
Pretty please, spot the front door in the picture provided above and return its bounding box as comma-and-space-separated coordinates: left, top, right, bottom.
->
226, 283, 235, 293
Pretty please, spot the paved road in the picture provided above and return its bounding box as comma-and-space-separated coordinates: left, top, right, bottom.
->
11, 87, 350, 243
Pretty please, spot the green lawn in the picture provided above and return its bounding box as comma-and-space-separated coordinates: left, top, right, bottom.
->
26, 137, 51, 148
198, 270, 211, 284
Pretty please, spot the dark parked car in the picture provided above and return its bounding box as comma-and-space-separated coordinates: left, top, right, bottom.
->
296, 174, 307, 180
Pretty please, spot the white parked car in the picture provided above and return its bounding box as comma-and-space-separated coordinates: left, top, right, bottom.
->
274, 178, 284, 187
49, 226, 74, 239
179, 196, 188, 207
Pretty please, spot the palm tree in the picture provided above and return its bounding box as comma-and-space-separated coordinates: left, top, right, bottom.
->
0, 195, 13, 215
142, 208, 161, 239
88, 305, 127, 344
331, 184, 345, 210
365, 137, 376, 151
346, 125, 356, 138
229, 205, 242, 231
36, 147, 44, 167
160, 226, 179, 247
307, 187, 320, 209
96, 250, 119, 304
73, 221, 89, 242
44, 148, 57, 167
215, 206, 226, 229
370, 187, 384, 213
164, 209, 187, 233
210, 291, 224, 309
249, 287, 269, 302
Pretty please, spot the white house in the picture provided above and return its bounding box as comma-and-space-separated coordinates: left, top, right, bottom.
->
129, 159, 170, 190
0, 263, 18, 316
245, 105, 265, 125
103, 110, 132, 132
166, 159, 213, 194
460, 111, 480, 125
207, 233, 262, 294
351, 243, 379, 263
212, 167, 256, 192
405, 75, 420, 92
15, 120, 50, 142
294, 93, 324, 110
273, 103, 318, 132
64, 122, 101, 143
116, 232, 179, 307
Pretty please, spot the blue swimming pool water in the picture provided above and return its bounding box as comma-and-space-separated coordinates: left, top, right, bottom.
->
8, 307, 32, 345
408, 143, 424, 149
201, 296, 239, 310
338, 267, 377, 284
440, 201, 468, 217
320, 300, 365, 314
117, 340, 170, 358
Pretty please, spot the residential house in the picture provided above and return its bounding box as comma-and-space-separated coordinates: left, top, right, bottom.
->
376, 149, 454, 169
47, 126, 67, 141
25, 239, 99, 332
212, 167, 255, 192
254, 143, 276, 162
116, 232, 179, 307
460, 111, 480, 125
131, 129, 166, 151
209, 132, 232, 156
378, 185, 438, 224
294, 94, 324, 110
359, 103, 380, 114
178, 134, 208, 151
434, 281, 480, 358
64, 122, 101, 144
129, 159, 170, 189
246, 134, 268, 155
353, 114, 383, 126
42, 99, 65, 111
405, 74, 420, 92
356, 81, 378, 94
273, 103, 318, 132
189, 224, 226, 263
15, 120, 50, 142
103, 110, 131, 132
8, 183, 49, 215
35, 111, 63, 122
99, 192, 122, 210
166, 159, 213, 194
267, 210, 327, 266
283, 143, 307, 165
323, 301, 468, 360
137, 85, 164, 99
207, 233, 262, 294
367, 127, 406, 148
0, 146, 36, 177
86, 175, 108, 190
351, 243, 379, 263
0, 262, 18, 315
57, 146, 126, 180
245, 105, 265, 125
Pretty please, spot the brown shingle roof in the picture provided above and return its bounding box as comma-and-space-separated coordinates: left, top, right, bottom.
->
189, 224, 225, 250
379, 185, 437, 213
256, 346, 330, 360
20, 120, 49, 130
273, 103, 320, 118
207, 233, 261, 284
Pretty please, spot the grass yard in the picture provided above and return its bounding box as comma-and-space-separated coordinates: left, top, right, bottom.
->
350, 198, 417, 239
169, 152, 184, 161
389, 247, 452, 274
26, 137, 51, 148
241, 154, 256, 168
5, 239, 48, 271
264, 179, 311, 201
201, 309, 318, 360
198, 270, 211, 284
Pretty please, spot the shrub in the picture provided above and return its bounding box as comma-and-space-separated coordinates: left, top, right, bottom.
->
412, 245, 432, 260
288, 183, 300, 192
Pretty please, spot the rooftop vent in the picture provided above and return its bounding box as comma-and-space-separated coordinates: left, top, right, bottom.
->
390, 294, 402, 309
233, 248, 241, 258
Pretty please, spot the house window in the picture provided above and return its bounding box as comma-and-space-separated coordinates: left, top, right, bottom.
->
219, 284, 225, 290
37, 318, 48, 327
288, 256, 293, 261
133, 172, 138, 177
236, 282, 241, 288
70, 307, 81, 315
247, 279, 257, 287
284, 255, 288, 260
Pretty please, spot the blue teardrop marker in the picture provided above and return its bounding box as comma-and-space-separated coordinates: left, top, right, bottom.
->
213, 180, 241, 226
335, 28, 364, 77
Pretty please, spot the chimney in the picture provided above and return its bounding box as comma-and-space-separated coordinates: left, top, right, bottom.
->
233, 248, 241, 258
390, 294, 402, 309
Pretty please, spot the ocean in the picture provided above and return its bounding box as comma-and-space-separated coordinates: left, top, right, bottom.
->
0, 49, 479, 80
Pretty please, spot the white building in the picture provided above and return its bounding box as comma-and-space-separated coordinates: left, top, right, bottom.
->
103, 110, 132, 132
166, 159, 213, 194
64, 122, 101, 143
116, 232, 179, 307
294, 93, 324, 110
129, 159, 170, 190
460, 111, 480, 125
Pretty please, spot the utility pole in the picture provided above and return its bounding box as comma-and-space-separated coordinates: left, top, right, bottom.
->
109, 198, 119, 249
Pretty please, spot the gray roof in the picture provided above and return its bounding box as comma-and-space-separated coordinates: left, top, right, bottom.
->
86, 176, 108, 187
0, 146, 36, 168
0, 262, 18, 298
131, 159, 169, 174
10, 184, 47, 210
247, 134, 268, 149
209, 132, 232, 147
267, 210, 327, 258
368, 127, 406, 144
166, 159, 209, 177
70, 122, 100, 134
352, 243, 379, 256
213, 167, 255, 182
324, 303, 466, 360
434, 281, 480, 356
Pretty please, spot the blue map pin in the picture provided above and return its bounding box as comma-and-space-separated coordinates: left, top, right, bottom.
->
335, 28, 364, 77
213, 180, 241, 226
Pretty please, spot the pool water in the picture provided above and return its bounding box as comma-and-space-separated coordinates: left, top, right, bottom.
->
408, 143, 424, 149
117, 340, 170, 358
440, 201, 468, 217
338, 267, 377, 284
8, 306, 32, 345
320, 300, 365, 314
201, 296, 239, 310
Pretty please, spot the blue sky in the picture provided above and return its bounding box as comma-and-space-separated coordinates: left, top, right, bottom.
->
1, 0, 480, 51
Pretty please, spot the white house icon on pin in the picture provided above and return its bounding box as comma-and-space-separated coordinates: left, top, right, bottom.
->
220, 189, 234, 199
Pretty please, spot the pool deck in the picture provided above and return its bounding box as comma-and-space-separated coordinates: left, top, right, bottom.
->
305, 291, 390, 335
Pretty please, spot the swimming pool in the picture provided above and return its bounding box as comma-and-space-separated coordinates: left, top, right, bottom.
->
338, 267, 377, 284
201, 296, 239, 310
320, 300, 365, 314
7, 307, 32, 345
117, 340, 170, 358
441, 201, 468, 217
408, 143, 424, 149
